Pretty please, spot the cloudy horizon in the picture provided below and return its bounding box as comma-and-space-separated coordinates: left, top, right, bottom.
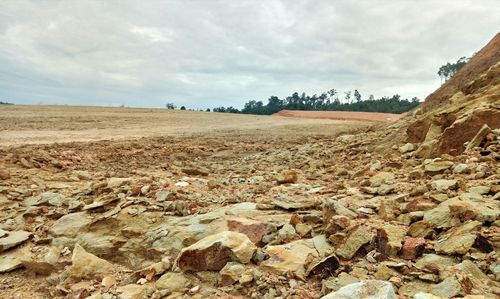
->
0, 0, 499, 109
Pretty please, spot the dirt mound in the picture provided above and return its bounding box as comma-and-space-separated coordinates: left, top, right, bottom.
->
274, 110, 403, 123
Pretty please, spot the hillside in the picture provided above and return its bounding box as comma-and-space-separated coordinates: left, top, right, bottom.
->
377, 33, 500, 158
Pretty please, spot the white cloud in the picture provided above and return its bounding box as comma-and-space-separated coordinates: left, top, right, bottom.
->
0, 0, 498, 108
130, 26, 173, 43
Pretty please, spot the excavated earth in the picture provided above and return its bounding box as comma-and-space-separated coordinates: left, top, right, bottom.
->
0, 117, 498, 299
0, 34, 499, 299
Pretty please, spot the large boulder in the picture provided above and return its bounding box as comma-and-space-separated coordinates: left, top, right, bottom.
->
335, 225, 373, 259
155, 272, 191, 292
176, 231, 256, 271
376, 224, 407, 257
49, 212, 93, 237
432, 108, 500, 156
434, 220, 481, 254
69, 244, 114, 279
0, 231, 31, 252
261, 235, 331, 279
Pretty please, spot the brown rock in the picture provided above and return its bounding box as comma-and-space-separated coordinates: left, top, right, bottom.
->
378, 198, 399, 221
182, 167, 209, 176
424, 160, 454, 174
408, 220, 434, 238
448, 198, 499, 223
69, 244, 114, 279
176, 231, 256, 271
335, 225, 373, 259
376, 224, 407, 257
227, 218, 267, 245
402, 198, 436, 213
434, 220, 481, 254
306, 254, 340, 278
400, 237, 426, 260
261, 235, 331, 278
219, 262, 245, 286
370, 172, 395, 187
156, 272, 191, 292
0, 231, 31, 252
465, 124, 492, 152
433, 108, 500, 156
276, 170, 298, 184
324, 215, 351, 236
0, 169, 10, 180
117, 284, 147, 299
21, 260, 55, 275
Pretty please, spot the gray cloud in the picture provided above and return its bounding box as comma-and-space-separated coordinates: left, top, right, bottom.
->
0, 0, 498, 108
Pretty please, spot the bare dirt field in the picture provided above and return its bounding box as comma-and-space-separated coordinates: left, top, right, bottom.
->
274, 109, 403, 123
0, 105, 371, 146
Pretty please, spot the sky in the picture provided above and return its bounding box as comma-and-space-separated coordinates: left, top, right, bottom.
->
0, 0, 499, 109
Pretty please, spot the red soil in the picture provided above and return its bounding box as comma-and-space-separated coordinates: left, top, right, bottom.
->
273, 110, 403, 123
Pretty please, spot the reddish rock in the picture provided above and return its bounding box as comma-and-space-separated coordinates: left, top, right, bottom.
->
400, 237, 426, 260
0, 170, 10, 180
324, 215, 351, 236
433, 109, 500, 156
227, 218, 267, 245
289, 214, 302, 226
130, 185, 142, 196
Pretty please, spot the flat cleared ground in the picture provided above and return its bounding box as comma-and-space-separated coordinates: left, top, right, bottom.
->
0, 105, 372, 146
274, 109, 403, 123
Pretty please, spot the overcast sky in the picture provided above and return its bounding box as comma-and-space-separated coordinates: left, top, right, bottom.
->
0, 1, 499, 109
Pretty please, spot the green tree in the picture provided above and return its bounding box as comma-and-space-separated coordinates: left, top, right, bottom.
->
354, 89, 361, 102
438, 56, 470, 82
344, 91, 351, 103
180, 106, 186, 110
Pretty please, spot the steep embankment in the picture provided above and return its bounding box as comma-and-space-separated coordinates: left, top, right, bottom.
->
378, 32, 500, 158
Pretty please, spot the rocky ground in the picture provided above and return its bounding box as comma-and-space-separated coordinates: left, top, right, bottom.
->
0, 117, 498, 298
1, 31, 499, 299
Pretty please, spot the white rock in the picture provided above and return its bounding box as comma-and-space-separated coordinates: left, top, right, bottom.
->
174, 181, 189, 187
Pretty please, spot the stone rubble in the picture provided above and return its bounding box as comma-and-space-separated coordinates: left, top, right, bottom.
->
0, 36, 499, 297
0, 122, 497, 298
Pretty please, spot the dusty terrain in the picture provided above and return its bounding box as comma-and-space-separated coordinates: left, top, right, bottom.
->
0, 105, 369, 146
274, 110, 403, 123
0, 34, 499, 299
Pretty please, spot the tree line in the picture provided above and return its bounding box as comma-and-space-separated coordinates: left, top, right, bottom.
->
212, 89, 420, 115
166, 56, 471, 115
